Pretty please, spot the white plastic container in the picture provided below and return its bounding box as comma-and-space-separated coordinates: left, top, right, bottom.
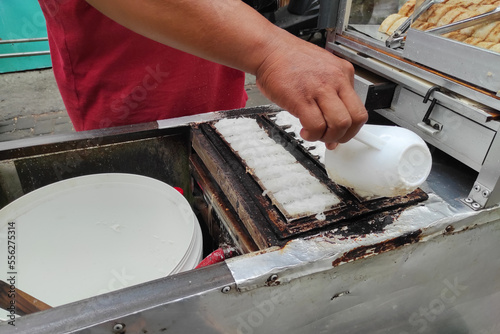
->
325, 124, 432, 199
0, 173, 203, 307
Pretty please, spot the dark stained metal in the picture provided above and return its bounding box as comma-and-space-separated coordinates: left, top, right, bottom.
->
331, 229, 423, 267
190, 153, 259, 254
191, 125, 282, 249
13, 133, 191, 196
0, 122, 162, 160
0, 129, 193, 209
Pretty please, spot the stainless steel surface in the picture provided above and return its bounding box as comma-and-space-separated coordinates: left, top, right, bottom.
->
466, 132, 500, 209
0, 38, 48, 44
354, 73, 373, 104
381, 87, 496, 171
0, 51, 51, 59
404, 29, 500, 97
0, 263, 236, 334
348, 24, 388, 41
157, 104, 282, 130
0, 37, 50, 60
0, 36, 50, 60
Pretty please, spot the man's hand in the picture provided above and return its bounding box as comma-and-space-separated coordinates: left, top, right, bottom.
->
255, 36, 368, 150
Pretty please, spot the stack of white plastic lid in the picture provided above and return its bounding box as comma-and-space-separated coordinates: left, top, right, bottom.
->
0, 173, 203, 307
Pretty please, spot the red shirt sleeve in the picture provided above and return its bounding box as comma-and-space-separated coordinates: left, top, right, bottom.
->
39, 0, 248, 131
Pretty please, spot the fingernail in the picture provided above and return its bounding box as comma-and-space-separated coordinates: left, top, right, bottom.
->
326, 143, 338, 150
300, 129, 311, 140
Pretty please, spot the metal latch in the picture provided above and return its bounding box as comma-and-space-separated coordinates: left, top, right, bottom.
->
417, 86, 443, 135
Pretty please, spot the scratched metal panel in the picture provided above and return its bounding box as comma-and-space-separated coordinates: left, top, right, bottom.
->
4, 198, 500, 333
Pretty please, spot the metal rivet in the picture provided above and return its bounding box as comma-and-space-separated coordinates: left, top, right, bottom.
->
472, 202, 481, 209
113, 323, 125, 333
464, 197, 473, 203
269, 274, 278, 281
482, 190, 490, 198
474, 185, 481, 192
221, 286, 231, 293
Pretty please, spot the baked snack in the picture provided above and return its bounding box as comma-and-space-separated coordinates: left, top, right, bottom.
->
489, 43, 500, 51
437, 7, 468, 26
476, 41, 497, 47
379, 13, 407, 34
486, 22, 500, 42
442, 31, 469, 40
398, 0, 416, 16
464, 36, 484, 44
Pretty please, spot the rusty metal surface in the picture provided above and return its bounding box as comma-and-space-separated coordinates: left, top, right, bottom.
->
191, 125, 281, 249
190, 153, 259, 254
330, 229, 422, 267
0, 122, 161, 160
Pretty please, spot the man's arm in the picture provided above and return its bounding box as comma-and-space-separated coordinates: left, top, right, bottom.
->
86, 0, 368, 148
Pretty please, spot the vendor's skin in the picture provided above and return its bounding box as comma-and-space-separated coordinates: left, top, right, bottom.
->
86, 0, 368, 150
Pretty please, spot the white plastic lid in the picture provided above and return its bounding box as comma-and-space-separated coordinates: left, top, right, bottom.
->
0, 173, 202, 307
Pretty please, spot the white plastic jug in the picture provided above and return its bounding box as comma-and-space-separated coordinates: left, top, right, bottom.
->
324, 124, 432, 199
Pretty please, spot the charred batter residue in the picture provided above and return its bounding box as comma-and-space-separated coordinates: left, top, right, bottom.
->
332, 229, 422, 267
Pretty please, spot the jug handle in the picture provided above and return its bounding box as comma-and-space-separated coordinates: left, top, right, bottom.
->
353, 127, 386, 150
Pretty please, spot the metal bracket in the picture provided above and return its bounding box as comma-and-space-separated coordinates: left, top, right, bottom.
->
462, 182, 492, 210
417, 86, 443, 135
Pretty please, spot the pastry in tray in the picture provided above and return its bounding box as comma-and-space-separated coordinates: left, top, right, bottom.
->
378, 0, 500, 52
379, 13, 408, 34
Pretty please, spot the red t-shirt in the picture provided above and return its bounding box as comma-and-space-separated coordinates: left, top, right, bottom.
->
38, 0, 248, 131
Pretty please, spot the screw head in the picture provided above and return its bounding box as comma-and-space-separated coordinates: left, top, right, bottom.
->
221, 286, 231, 294
482, 190, 490, 198
113, 323, 125, 333
464, 197, 473, 203
472, 202, 482, 209
474, 185, 481, 192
